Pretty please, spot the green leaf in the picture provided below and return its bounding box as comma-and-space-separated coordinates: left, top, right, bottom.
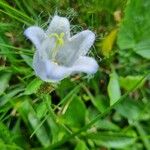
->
24, 78, 43, 95
47, 117, 67, 144
21, 54, 33, 68
108, 71, 121, 106
0, 123, 22, 150
115, 98, 144, 121
28, 112, 50, 147
35, 101, 47, 119
86, 132, 136, 149
0, 1, 34, 25
119, 75, 145, 91
17, 97, 51, 147
0, 38, 17, 63
0, 87, 23, 106
94, 95, 109, 113
95, 119, 120, 131
74, 140, 87, 150
0, 122, 12, 144
101, 28, 118, 57
87, 105, 120, 132
117, 0, 150, 59
11, 65, 32, 75
60, 96, 86, 128
134, 39, 150, 59
0, 72, 11, 95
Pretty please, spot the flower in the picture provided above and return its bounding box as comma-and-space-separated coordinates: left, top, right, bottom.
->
24, 15, 98, 82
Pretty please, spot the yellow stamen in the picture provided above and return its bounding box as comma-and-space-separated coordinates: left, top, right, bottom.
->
49, 32, 65, 61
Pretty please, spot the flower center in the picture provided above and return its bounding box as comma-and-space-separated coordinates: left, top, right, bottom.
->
49, 32, 65, 62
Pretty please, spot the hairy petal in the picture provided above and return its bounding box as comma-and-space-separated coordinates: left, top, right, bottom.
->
45, 62, 71, 82
33, 51, 48, 81
56, 30, 95, 66
24, 26, 46, 49
70, 30, 95, 56
71, 56, 99, 74
33, 51, 71, 82
46, 15, 70, 38
38, 37, 56, 60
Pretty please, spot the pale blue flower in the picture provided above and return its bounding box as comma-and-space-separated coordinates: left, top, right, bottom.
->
24, 15, 98, 82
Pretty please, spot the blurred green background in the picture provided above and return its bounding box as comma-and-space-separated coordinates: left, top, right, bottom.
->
0, 0, 150, 149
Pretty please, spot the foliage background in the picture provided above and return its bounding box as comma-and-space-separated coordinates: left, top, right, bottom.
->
0, 0, 150, 149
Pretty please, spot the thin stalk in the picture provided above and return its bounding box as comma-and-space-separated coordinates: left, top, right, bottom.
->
0, 1, 34, 24
14, 0, 25, 12
0, 43, 33, 54
0, 9, 31, 26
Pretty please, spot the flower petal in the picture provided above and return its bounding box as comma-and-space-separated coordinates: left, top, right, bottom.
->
70, 30, 95, 56
46, 15, 70, 38
45, 61, 71, 82
33, 51, 71, 82
38, 37, 56, 60
24, 26, 46, 49
33, 51, 47, 81
56, 30, 95, 66
71, 56, 99, 74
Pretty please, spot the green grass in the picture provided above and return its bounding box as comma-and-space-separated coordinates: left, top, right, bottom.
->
0, 0, 150, 149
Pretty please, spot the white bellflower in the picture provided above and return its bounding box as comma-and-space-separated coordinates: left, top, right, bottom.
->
24, 16, 98, 82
